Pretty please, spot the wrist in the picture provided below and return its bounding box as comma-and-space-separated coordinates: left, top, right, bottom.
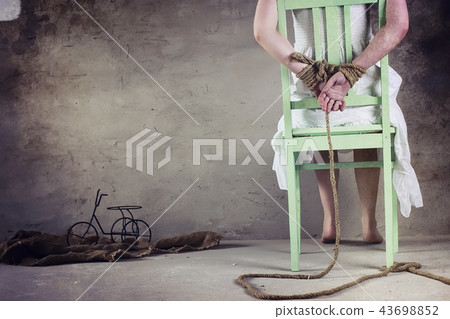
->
287, 59, 308, 74
351, 58, 369, 71
289, 52, 337, 92
337, 63, 366, 87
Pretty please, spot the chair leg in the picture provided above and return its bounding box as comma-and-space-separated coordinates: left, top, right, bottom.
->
383, 156, 394, 268
393, 186, 399, 253
391, 144, 399, 254
287, 150, 301, 271
295, 164, 301, 253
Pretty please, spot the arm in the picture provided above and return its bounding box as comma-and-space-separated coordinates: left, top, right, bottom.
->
319, 0, 409, 112
353, 0, 409, 69
254, 0, 330, 99
254, 0, 306, 74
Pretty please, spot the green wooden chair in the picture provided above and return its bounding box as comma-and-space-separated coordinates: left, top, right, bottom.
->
277, 0, 398, 271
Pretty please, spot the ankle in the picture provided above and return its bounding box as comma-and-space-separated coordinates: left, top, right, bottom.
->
361, 215, 377, 229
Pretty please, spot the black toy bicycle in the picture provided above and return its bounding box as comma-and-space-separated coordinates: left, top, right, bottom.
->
66, 189, 152, 246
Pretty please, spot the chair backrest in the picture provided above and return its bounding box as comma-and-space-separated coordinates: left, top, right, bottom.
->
277, 0, 390, 139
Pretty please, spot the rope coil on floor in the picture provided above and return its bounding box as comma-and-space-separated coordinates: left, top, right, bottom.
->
237, 112, 450, 300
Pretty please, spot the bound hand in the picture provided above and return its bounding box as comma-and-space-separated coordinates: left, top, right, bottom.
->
318, 72, 351, 112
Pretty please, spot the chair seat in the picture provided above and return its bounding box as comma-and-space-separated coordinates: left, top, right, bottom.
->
292, 124, 396, 137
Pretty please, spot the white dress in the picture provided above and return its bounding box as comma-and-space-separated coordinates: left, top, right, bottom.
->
271, 5, 423, 217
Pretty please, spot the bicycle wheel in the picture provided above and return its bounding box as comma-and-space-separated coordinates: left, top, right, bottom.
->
123, 219, 152, 243
110, 217, 135, 243
67, 222, 99, 246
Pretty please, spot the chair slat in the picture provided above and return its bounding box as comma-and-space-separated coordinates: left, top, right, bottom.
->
292, 125, 395, 136
299, 161, 384, 170
343, 5, 356, 96
291, 95, 382, 109
312, 8, 322, 60
285, 0, 376, 10
287, 133, 384, 150
343, 5, 353, 63
325, 6, 340, 64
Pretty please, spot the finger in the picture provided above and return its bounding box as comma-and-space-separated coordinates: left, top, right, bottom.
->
320, 97, 327, 111
327, 98, 335, 113
324, 96, 331, 112
331, 99, 341, 112
318, 93, 324, 110
333, 101, 341, 112
318, 92, 327, 108
313, 87, 321, 98
320, 94, 330, 111
340, 100, 346, 112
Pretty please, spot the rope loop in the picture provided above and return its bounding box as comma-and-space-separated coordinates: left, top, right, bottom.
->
381, 261, 422, 273
289, 52, 365, 91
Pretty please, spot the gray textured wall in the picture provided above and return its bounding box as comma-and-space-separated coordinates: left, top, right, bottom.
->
0, 0, 448, 241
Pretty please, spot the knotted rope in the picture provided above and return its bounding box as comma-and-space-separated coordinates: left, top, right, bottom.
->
289, 52, 366, 90
236, 111, 449, 300
237, 260, 449, 300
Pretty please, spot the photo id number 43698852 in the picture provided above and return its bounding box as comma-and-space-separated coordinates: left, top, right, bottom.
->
377, 305, 438, 316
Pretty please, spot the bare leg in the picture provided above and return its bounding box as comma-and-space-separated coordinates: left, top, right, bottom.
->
354, 149, 383, 243
314, 150, 339, 243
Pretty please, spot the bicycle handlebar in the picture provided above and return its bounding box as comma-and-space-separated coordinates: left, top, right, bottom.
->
95, 189, 108, 207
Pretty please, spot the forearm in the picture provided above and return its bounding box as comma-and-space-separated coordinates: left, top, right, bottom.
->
352, 0, 408, 69
254, 0, 306, 74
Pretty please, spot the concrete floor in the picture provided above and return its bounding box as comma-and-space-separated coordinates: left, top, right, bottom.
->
0, 235, 449, 301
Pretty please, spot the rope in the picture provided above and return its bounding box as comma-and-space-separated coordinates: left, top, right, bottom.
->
289, 52, 366, 90
236, 111, 450, 300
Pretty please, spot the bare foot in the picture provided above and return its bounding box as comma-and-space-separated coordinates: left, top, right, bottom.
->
321, 217, 336, 243
363, 229, 383, 244
362, 217, 383, 244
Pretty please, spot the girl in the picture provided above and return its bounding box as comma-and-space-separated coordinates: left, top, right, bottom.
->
253, 0, 422, 243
